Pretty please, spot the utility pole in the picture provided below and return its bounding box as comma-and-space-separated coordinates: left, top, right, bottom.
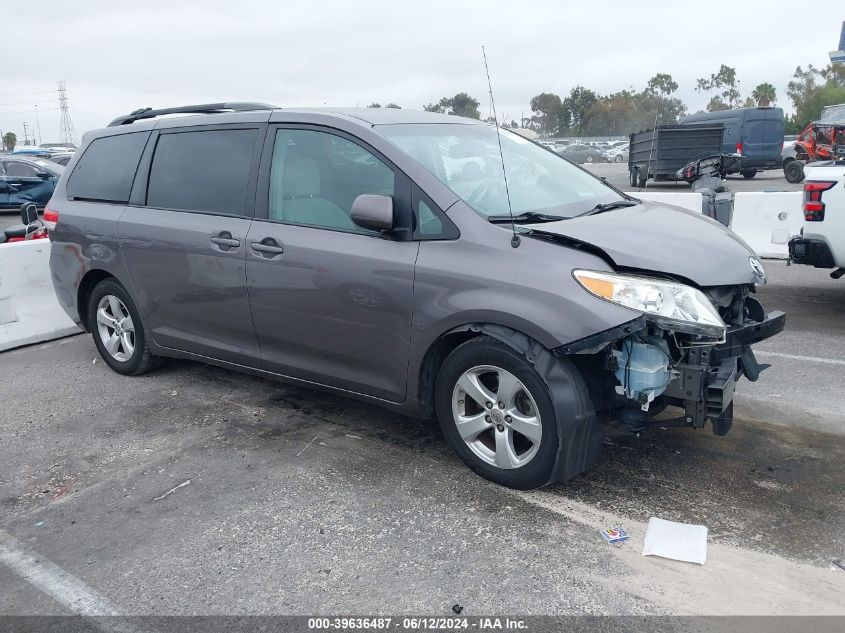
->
22, 121, 31, 146
34, 104, 42, 146
57, 81, 78, 146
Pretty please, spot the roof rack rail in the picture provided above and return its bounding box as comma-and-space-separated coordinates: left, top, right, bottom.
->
107, 102, 279, 127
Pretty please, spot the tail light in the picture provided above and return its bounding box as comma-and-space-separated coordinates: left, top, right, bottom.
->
736, 142, 743, 154
42, 206, 59, 232
803, 181, 836, 221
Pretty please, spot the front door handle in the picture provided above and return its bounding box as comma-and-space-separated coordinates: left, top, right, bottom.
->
251, 238, 285, 257
210, 231, 240, 250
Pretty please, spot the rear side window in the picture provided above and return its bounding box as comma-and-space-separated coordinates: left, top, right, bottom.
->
67, 132, 149, 203
147, 129, 257, 215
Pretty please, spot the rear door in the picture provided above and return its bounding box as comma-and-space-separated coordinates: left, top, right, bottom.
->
742, 110, 783, 168
119, 125, 264, 366
246, 125, 418, 401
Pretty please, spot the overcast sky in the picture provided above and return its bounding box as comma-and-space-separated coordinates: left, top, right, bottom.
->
2, 0, 842, 144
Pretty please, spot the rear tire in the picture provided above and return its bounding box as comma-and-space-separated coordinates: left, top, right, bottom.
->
614, 154, 624, 163
636, 167, 647, 188
88, 278, 160, 376
741, 169, 757, 179
435, 336, 592, 489
784, 160, 804, 184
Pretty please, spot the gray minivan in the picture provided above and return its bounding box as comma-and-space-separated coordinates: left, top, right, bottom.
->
47, 103, 784, 489
681, 107, 785, 178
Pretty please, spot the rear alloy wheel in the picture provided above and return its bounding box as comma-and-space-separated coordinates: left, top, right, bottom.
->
88, 278, 160, 375
614, 154, 624, 163
435, 337, 562, 489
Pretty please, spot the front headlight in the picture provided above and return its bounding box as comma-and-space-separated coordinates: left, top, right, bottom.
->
573, 270, 726, 339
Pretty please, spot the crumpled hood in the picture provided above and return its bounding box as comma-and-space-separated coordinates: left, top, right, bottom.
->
525, 201, 760, 287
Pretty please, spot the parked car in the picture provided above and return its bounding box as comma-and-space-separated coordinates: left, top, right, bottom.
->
559, 144, 606, 163
680, 107, 784, 178
47, 153, 75, 166
788, 160, 845, 278
0, 155, 63, 209
603, 145, 629, 163
47, 103, 784, 489
39, 142, 77, 153
11, 146, 53, 158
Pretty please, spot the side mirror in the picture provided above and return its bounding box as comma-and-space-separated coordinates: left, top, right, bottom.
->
36, 170, 52, 179
351, 194, 395, 232
20, 202, 39, 225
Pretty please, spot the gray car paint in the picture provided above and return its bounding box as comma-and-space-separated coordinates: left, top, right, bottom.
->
49, 106, 753, 418
523, 203, 759, 287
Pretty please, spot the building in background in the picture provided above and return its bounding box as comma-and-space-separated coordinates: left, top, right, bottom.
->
831, 21, 845, 64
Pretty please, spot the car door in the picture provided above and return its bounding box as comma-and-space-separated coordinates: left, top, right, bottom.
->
0, 161, 9, 208
3, 159, 49, 206
119, 125, 263, 366
246, 125, 418, 402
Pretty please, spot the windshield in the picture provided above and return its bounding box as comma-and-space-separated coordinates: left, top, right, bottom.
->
375, 123, 622, 219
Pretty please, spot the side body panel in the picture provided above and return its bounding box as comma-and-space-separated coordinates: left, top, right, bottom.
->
406, 203, 640, 401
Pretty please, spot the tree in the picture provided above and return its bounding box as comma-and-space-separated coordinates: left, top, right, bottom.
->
422, 93, 481, 119
367, 102, 382, 108
529, 92, 563, 137
741, 96, 756, 108
751, 82, 776, 107
696, 64, 741, 110
561, 86, 598, 134
786, 63, 845, 132
2, 131, 16, 152
645, 73, 678, 96
384, 103, 401, 109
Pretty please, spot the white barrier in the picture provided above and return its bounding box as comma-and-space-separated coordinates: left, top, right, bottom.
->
625, 190, 803, 259
730, 192, 803, 259
628, 191, 704, 213
0, 240, 81, 352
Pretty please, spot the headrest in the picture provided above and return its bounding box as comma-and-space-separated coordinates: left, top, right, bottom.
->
283, 153, 320, 198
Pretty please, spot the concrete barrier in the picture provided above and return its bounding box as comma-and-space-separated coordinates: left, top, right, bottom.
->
730, 192, 803, 259
626, 190, 803, 259
0, 240, 81, 352
630, 191, 704, 213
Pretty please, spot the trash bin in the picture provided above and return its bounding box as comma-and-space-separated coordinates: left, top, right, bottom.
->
691, 175, 733, 227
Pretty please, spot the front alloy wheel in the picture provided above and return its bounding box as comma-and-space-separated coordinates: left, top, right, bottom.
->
451, 365, 543, 469
96, 295, 135, 362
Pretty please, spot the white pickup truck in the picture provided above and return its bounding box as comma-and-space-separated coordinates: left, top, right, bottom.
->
788, 160, 845, 279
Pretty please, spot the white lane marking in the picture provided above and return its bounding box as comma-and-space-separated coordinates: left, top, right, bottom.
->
296, 434, 319, 457
152, 479, 192, 501
0, 529, 118, 615
755, 351, 845, 366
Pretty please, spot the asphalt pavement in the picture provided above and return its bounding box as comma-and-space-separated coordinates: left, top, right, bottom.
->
0, 260, 843, 617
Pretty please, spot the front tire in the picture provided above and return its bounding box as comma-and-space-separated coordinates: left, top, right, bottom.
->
88, 278, 159, 376
435, 337, 590, 489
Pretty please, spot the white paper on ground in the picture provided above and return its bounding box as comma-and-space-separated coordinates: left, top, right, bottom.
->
642, 517, 708, 565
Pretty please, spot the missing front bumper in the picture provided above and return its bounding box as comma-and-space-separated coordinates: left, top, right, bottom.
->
662, 311, 786, 434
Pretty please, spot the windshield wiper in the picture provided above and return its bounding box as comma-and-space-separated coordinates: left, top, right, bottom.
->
575, 200, 640, 218
487, 211, 568, 224
574, 199, 639, 218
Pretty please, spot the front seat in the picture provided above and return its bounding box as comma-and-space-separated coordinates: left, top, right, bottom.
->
280, 153, 355, 230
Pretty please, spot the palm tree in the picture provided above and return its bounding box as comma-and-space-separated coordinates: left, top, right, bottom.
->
752, 83, 777, 107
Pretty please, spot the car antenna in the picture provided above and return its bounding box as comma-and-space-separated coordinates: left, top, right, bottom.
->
482, 45, 520, 248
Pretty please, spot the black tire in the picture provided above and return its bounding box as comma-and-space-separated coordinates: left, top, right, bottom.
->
434, 336, 590, 489
784, 160, 804, 184
741, 169, 757, 179
629, 167, 638, 187
614, 154, 624, 163
636, 167, 647, 188
88, 278, 160, 376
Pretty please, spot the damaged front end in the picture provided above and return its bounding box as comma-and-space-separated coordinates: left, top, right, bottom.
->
562, 274, 785, 436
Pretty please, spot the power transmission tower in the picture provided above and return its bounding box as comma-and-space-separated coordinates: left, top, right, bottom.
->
57, 81, 78, 146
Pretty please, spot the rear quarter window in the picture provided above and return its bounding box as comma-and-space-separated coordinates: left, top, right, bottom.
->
66, 132, 150, 203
